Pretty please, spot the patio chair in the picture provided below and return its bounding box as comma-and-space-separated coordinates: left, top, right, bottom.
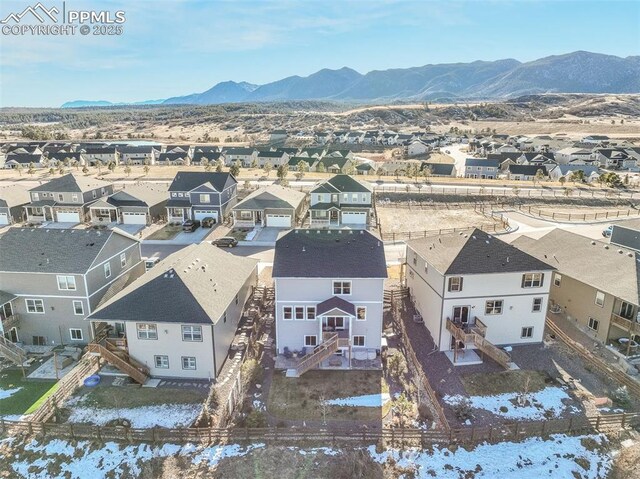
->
283, 347, 293, 359
298, 347, 307, 358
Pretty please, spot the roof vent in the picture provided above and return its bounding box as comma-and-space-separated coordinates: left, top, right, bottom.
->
360, 230, 364, 234
506, 256, 509, 263
295, 230, 299, 234
618, 249, 624, 254
317, 230, 320, 234
591, 241, 596, 245
485, 240, 490, 244
604, 245, 609, 249
302, 246, 306, 252
628, 252, 633, 257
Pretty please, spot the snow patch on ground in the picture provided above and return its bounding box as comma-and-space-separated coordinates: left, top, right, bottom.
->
65, 403, 201, 428
368, 434, 610, 478
444, 386, 573, 420
0, 386, 21, 400
326, 393, 391, 407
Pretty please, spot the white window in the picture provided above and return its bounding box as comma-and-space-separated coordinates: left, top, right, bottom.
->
182, 325, 203, 341
178, 193, 184, 197
72, 300, 84, 315
295, 306, 305, 320
199, 194, 210, 203
58, 193, 64, 201
485, 300, 503, 315
69, 328, 83, 341
283, 307, 292, 320
343, 193, 348, 201
136, 323, 157, 340
104, 263, 111, 278
595, 291, 605, 307
240, 211, 252, 219
351, 193, 357, 201
120, 253, 127, 268
353, 335, 365, 347
554, 274, 562, 287
57, 275, 76, 291
588, 317, 599, 331
25, 298, 44, 314
356, 306, 366, 321
521, 327, 533, 339
304, 335, 317, 347
532, 298, 543, 312
448, 277, 463, 292
333, 281, 351, 295
155, 355, 169, 369
32, 192, 39, 201
306, 306, 316, 320
182, 356, 197, 370
522, 273, 544, 288
71, 193, 79, 202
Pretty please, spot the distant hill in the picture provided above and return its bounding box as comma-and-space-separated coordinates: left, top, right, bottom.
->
61, 99, 166, 108
62, 51, 640, 107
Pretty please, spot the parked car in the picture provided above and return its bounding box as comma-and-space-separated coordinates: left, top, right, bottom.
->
201, 217, 216, 228
182, 219, 201, 232
602, 225, 613, 237
212, 237, 238, 248
143, 257, 161, 272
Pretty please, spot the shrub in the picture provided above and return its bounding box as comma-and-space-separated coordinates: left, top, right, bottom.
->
387, 353, 407, 380
417, 402, 433, 423
245, 410, 267, 428
240, 359, 263, 388
611, 386, 631, 407
452, 398, 473, 421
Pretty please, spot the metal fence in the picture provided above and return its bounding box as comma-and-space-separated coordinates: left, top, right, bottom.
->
520, 205, 640, 222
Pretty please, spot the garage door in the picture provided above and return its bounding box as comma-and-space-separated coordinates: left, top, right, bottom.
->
122, 212, 147, 225
266, 214, 291, 228
341, 212, 367, 224
0, 213, 8, 225
56, 211, 80, 223
193, 210, 219, 222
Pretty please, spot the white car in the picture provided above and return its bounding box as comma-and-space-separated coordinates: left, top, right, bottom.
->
143, 257, 160, 271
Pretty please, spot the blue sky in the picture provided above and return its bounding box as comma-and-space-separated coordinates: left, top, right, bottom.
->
1, 0, 639, 107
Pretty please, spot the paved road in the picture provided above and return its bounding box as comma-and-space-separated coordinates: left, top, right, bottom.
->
445, 143, 468, 178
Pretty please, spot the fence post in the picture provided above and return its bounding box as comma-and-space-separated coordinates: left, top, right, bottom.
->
595, 416, 601, 430
0, 418, 4, 434
513, 422, 519, 439
568, 417, 573, 433
69, 423, 75, 440
621, 413, 627, 428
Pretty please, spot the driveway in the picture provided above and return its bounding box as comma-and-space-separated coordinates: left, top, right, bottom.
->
111, 224, 145, 236
143, 225, 216, 245
253, 227, 288, 243
40, 222, 79, 229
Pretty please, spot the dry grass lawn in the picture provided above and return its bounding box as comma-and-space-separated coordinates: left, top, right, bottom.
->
461, 370, 553, 396
377, 206, 495, 234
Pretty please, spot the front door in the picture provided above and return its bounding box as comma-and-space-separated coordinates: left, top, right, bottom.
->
330, 210, 339, 224
4, 327, 18, 343
453, 306, 470, 324
255, 211, 262, 224
323, 317, 345, 331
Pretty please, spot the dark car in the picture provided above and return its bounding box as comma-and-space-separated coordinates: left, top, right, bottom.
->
182, 219, 201, 232
201, 217, 216, 228
212, 237, 238, 248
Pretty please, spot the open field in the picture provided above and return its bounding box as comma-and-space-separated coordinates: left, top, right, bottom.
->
376, 205, 496, 234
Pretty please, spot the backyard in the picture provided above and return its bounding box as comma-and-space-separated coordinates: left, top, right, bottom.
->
0, 369, 58, 418
376, 205, 497, 235
267, 370, 391, 422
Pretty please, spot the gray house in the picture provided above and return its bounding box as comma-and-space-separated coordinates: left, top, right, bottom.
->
87, 243, 258, 380
166, 172, 237, 223
309, 175, 373, 227
89, 183, 169, 225
25, 174, 114, 224
0, 228, 143, 346
0, 184, 30, 225
232, 185, 306, 228
273, 229, 387, 377
464, 158, 500, 179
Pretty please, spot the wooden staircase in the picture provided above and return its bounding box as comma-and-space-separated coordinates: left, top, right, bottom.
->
0, 336, 26, 366
446, 318, 512, 369
286, 333, 340, 378
87, 340, 149, 384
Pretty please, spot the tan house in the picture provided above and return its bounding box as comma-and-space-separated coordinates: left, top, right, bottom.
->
513, 229, 640, 349
231, 185, 306, 228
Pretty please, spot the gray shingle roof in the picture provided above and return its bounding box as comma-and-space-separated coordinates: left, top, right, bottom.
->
0, 228, 137, 274
88, 243, 257, 325
316, 296, 356, 316
108, 183, 168, 208
273, 229, 387, 278
311, 175, 371, 194
168, 172, 236, 193
408, 228, 553, 276
233, 185, 305, 211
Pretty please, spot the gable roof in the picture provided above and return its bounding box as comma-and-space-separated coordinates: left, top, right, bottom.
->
0, 185, 31, 208
513, 229, 640, 305
464, 158, 500, 168
508, 164, 545, 176
223, 147, 256, 156
611, 221, 640, 252
108, 183, 169, 208
233, 185, 305, 211
311, 175, 371, 194
168, 172, 236, 192
273, 229, 387, 279
30, 174, 112, 193
88, 243, 257, 325
157, 152, 189, 162
5, 153, 43, 164
0, 228, 137, 274
408, 228, 553, 276
316, 296, 356, 316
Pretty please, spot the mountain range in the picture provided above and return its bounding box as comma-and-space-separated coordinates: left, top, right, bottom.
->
62, 51, 640, 108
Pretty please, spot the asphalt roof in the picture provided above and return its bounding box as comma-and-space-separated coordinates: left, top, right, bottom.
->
0, 290, 17, 306
0, 185, 31, 208
30, 174, 112, 193
273, 229, 387, 278
88, 243, 257, 325
610, 221, 640, 252
316, 296, 356, 316
233, 185, 305, 211
407, 228, 553, 276
513, 229, 640, 305
0, 228, 137, 274
311, 175, 372, 194
464, 158, 501, 168
168, 172, 236, 192
107, 183, 168, 208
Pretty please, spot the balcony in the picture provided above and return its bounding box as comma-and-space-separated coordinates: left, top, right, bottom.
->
610, 312, 640, 335
1, 312, 20, 331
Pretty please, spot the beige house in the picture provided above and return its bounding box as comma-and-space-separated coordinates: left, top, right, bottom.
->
87, 243, 258, 380
232, 185, 306, 228
513, 230, 640, 348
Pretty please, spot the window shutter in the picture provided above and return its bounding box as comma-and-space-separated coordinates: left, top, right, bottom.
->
521, 274, 526, 288
539, 273, 544, 287
459, 277, 463, 291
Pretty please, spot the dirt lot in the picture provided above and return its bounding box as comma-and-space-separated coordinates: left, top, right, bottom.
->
376, 205, 496, 234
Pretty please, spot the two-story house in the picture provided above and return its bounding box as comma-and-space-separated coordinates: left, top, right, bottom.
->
273, 229, 387, 377
117, 146, 159, 165
464, 158, 500, 179
0, 184, 30, 225
0, 228, 143, 347
257, 150, 289, 168
87, 243, 257, 380
513, 229, 640, 350
309, 175, 373, 227
24, 174, 114, 224
166, 172, 237, 223
81, 146, 120, 166
406, 229, 553, 367
223, 148, 257, 167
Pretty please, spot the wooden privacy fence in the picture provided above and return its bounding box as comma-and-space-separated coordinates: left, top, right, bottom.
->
546, 319, 640, 398
380, 223, 507, 242
521, 205, 639, 222
2, 412, 638, 447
